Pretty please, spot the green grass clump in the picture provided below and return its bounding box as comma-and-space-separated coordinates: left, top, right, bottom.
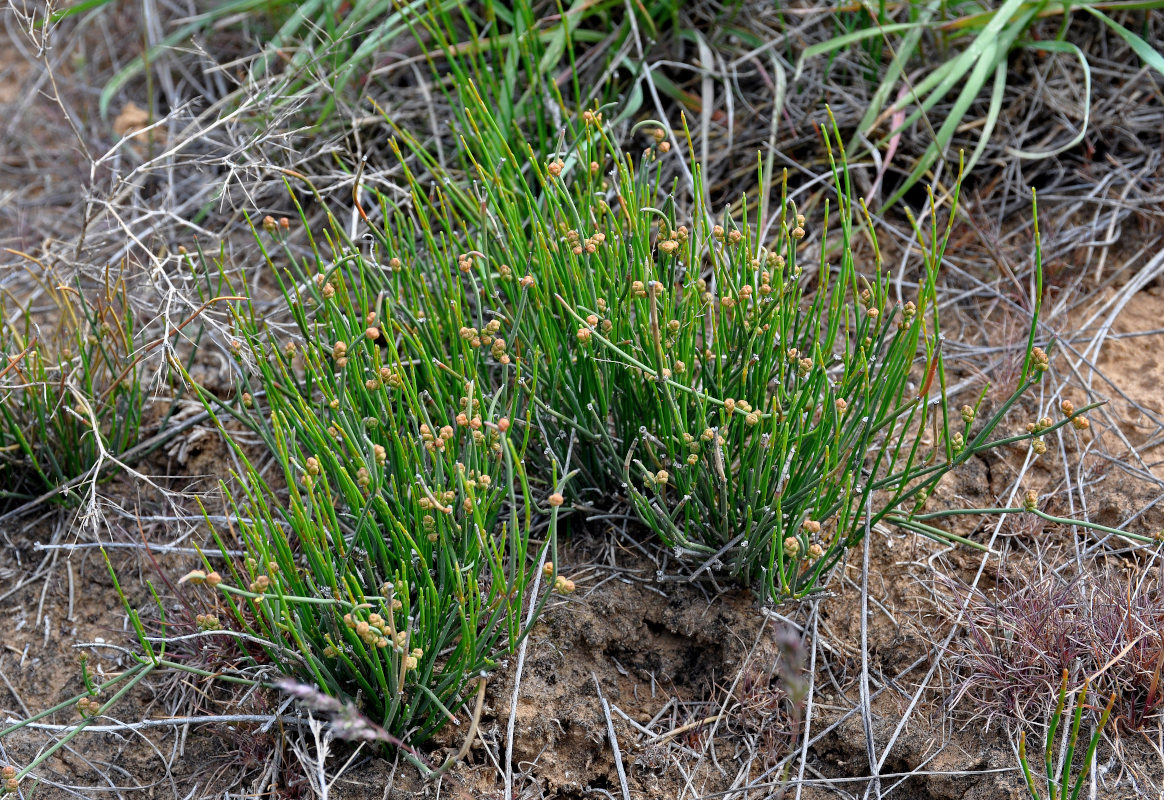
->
176, 217, 560, 759
0, 267, 146, 508
799, 0, 1164, 207
358, 91, 1057, 603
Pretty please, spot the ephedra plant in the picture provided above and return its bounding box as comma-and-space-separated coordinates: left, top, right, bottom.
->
364, 90, 1076, 603
163, 216, 565, 761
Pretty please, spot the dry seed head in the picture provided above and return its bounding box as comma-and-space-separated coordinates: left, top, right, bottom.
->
792, 227, 805, 240
548, 493, 565, 507
713, 225, 725, 241
577, 328, 592, 345
1060, 399, 1074, 416
553, 575, 576, 594
206, 571, 222, 588
835, 398, 848, 414
263, 215, 277, 233
547, 160, 564, 177
727, 230, 742, 245
808, 543, 824, 559
659, 239, 679, 255
656, 470, 669, 486
543, 562, 555, 577
783, 537, 801, 558
365, 326, 380, 340
1023, 490, 1039, 512
802, 520, 821, 535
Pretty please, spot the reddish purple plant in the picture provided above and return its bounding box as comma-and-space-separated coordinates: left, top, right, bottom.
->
944, 566, 1164, 730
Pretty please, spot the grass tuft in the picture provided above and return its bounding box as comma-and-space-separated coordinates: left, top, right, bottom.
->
0, 263, 147, 509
